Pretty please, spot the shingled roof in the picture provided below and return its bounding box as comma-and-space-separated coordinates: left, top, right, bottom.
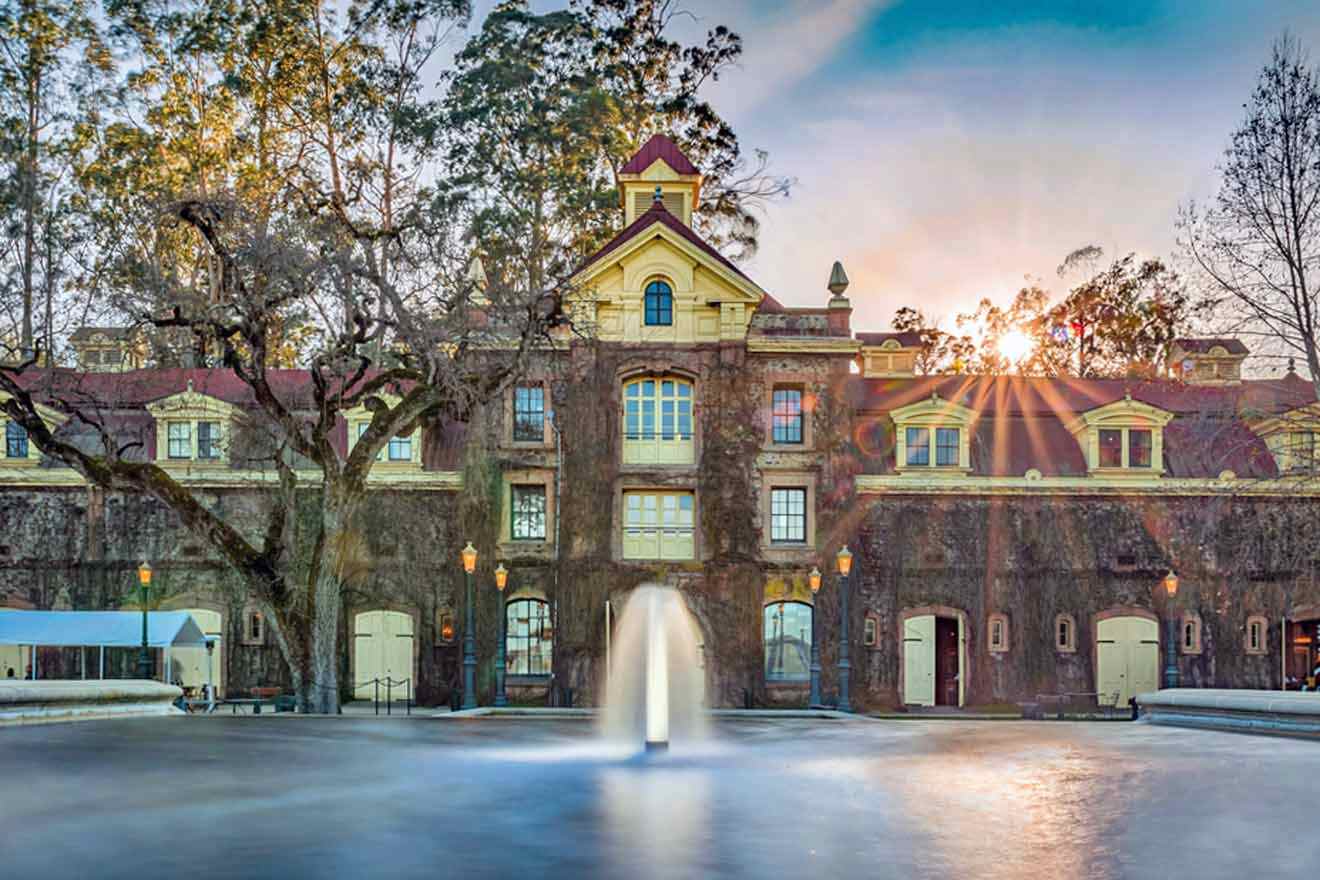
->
619, 134, 700, 176
1173, 338, 1250, 355
575, 199, 758, 289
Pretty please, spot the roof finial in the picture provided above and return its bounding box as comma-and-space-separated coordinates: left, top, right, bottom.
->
827, 261, 850, 296
653, 185, 663, 204
1288, 356, 1297, 375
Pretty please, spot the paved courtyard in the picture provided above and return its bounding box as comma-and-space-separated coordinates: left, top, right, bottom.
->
1, 716, 1315, 879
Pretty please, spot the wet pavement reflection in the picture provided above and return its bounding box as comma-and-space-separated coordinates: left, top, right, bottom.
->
1, 717, 1316, 879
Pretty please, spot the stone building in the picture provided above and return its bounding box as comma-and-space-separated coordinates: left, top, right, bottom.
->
3, 135, 1320, 710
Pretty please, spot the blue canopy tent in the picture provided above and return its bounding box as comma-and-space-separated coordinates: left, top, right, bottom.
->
0, 611, 214, 701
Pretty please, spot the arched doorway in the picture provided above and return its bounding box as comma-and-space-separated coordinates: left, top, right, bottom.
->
900, 606, 967, 707
353, 610, 415, 700
171, 608, 223, 697
1095, 613, 1159, 707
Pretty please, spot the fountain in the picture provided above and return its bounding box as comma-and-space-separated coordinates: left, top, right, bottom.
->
600, 584, 707, 751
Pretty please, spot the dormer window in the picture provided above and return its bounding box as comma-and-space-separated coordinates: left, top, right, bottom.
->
1253, 406, 1320, 474
0, 393, 65, 466
644, 280, 673, 326
1067, 396, 1172, 476
891, 394, 976, 472
147, 386, 235, 465
5, 421, 28, 459
344, 394, 423, 468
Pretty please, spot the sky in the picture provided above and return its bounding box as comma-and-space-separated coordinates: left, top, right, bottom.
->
462, 1, 1320, 335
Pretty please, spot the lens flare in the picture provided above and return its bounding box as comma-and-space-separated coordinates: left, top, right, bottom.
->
998, 329, 1033, 363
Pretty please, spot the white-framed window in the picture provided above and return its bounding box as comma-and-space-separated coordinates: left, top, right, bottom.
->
511, 485, 547, 541
1068, 397, 1172, 474
891, 393, 976, 472
1055, 613, 1076, 653
1246, 615, 1268, 655
988, 613, 1009, 653
764, 601, 812, 682
243, 608, 265, 646
769, 488, 807, 544
506, 598, 552, 676
771, 387, 803, 444
4, 420, 29, 459
352, 421, 419, 465
864, 614, 880, 648
622, 490, 694, 560
1181, 612, 1202, 655
167, 422, 192, 459
622, 377, 694, 465
197, 421, 223, 460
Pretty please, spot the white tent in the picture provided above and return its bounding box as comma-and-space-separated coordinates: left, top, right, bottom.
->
0, 611, 212, 699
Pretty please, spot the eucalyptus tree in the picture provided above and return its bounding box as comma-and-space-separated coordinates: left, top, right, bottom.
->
0, 0, 110, 356
1, 0, 565, 713
442, 0, 791, 280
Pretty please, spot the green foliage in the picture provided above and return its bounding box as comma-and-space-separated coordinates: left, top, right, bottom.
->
893, 248, 1188, 378
440, 0, 790, 288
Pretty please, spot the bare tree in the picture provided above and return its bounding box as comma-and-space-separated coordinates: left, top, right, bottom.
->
1182, 34, 1320, 397
0, 0, 567, 713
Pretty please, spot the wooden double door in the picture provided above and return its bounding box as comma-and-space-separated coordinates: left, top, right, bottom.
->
1096, 616, 1159, 707
903, 614, 964, 707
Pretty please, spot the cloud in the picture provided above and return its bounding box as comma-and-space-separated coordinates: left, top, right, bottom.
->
702, 0, 894, 110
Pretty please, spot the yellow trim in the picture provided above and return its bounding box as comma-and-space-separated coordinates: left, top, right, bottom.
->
0, 467, 463, 490
856, 472, 1320, 496
747, 338, 859, 354
1065, 396, 1172, 475
0, 391, 69, 467
345, 394, 424, 468
890, 393, 977, 472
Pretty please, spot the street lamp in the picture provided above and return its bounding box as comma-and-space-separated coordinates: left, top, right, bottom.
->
461, 542, 478, 709
836, 546, 854, 713
808, 567, 823, 709
494, 563, 509, 708
1161, 570, 1180, 689
136, 561, 154, 680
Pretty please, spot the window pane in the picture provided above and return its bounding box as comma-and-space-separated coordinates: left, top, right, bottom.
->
622, 491, 694, 559
935, 427, 959, 466
1129, 429, 1152, 468
506, 599, 552, 676
513, 385, 544, 442
512, 485, 547, 540
770, 488, 807, 543
1099, 429, 1123, 467
644, 281, 673, 326
167, 422, 191, 459
388, 434, 412, 461
197, 421, 222, 460
772, 388, 803, 444
764, 602, 812, 681
905, 427, 929, 465
5, 421, 29, 458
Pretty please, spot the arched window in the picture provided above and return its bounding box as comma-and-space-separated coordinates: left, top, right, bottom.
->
988, 612, 1009, 653
506, 598, 552, 676
1181, 612, 1202, 655
1245, 614, 1268, 655
644, 280, 673, 326
1054, 613, 1077, 653
623, 376, 694, 464
764, 601, 813, 682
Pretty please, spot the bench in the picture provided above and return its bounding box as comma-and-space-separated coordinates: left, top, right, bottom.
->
1029, 691, 1123, 720
227, 688, 294, 715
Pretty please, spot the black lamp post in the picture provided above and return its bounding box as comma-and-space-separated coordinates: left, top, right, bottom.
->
1162, 570, 1180, 690
494, 563, 508, 708
461, 542, 478, 709
836, 546, 853, 713
136, 561, 154, 680
808, 567, 823, 709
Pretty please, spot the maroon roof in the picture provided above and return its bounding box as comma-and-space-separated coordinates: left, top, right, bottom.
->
849, 373, 1314, 479
1173, 337, 1249, 355
858, 332, 923, 348
575, 200, 759, 289
619, 134, 700, 176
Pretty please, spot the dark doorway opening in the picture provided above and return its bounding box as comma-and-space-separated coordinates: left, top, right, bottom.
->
935, 616, 959, 706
